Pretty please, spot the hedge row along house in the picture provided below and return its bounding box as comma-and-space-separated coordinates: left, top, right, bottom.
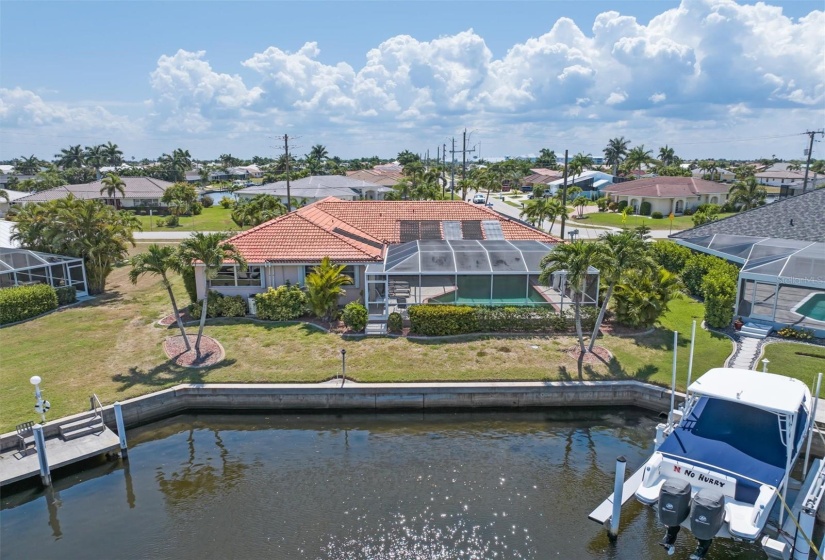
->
196, 197, 600, 334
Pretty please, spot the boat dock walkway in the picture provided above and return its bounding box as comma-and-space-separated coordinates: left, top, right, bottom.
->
0, 426, 120, 487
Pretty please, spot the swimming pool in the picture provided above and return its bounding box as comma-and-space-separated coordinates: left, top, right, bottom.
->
430, 286, 552, 306
792, 292, 825, 323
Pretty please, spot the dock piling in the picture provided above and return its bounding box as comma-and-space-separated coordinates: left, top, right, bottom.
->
608, 456, 627, 541
32, 424, 51, 487
114, 402, 128, 459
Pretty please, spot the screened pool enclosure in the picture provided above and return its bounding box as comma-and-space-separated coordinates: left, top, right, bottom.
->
364, 240, 599, 318
0, 248, 88, 294
675, 234, 825, 336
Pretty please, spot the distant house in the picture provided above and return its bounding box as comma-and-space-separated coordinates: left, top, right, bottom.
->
755, 169, 824, 197
545, 170, 618, 199
0, 190, 30, 217
237, 175, 392, 204
691, 167, 736, 183
0, 165, 36, 189
346, 169, 403, 187
670, 188, 825, 337
13, 177, 174, 209
603, 177, 730, 215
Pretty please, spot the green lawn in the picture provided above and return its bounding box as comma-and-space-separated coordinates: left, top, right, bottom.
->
131, 206, 247, 233
0, 268, 734, 432
760, 342, 825, 387
572, 211, 736, 231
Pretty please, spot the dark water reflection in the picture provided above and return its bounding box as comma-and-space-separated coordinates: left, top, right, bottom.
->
1, 409, 764, 559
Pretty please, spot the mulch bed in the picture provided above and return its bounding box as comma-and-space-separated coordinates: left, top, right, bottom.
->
566, 345, 613, 364
163, 335, 224, 368
159, 310, 194, 327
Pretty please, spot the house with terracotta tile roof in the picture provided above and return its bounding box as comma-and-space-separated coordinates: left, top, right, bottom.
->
602, 177, 730, 215
197, 197, 591, 330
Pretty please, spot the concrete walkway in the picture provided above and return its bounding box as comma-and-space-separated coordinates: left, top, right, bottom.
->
729, 336, 761, 369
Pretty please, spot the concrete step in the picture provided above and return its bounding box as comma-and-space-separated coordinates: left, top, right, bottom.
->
365, 323, 387, 336
740, 325, 770, 339
60, 415, 104, 440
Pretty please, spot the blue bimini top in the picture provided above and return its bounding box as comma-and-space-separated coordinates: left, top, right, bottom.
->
658, 397, 805, 504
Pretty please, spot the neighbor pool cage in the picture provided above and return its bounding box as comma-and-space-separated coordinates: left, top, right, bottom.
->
364, 239, 599, 318
0, 247, 88, 295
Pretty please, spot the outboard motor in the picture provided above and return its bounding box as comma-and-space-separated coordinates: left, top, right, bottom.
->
689, 488, 725, 559
658, 478, 691, 554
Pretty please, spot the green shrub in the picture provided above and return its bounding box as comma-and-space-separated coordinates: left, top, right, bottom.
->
387, 312, 403, 333
778, 326, 814, 340
220, 196, 234, 209
165, 215, 180, 227
0, 284, 59, 325
191, 202, 203, 216
154, 218, 166, 227
683, 207, 695, 216
681, 253, 719, 297
255, 285, 307, 321
55, 285, 77, 305
702, 265, 738, 328
617, 200, 628, 211
608, 201, 618, 211
219, 294, 247, 317
408, 305, 478, 336
651, 211, 664, 219
181, 266, 198, 303
189, 290, 224, 319
201, 195, 214, 208
342, 301, 368, 332
649, 241, 693, 274
639, 201, 652, 216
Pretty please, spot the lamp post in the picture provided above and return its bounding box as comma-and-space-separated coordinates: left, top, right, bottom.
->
340, 349, 347, 387
30, 375, 50, 423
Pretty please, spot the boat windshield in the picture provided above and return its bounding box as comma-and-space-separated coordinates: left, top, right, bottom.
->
685, 397, 786, 468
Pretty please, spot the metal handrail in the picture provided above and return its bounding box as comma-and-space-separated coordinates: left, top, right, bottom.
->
90, 393, 103, 419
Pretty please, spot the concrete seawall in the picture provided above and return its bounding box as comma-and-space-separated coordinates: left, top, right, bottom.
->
0, 381, 678, 453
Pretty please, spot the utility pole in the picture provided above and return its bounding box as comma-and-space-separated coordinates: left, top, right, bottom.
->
442, 143, 447, 199
560, 149, 569, 240
802, 129, 824, 193
450, 137, 456, 200
280, 133, 294, 212
461, 128, 476, 183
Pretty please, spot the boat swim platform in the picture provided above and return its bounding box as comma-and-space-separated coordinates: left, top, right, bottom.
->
0, 426, 120, 487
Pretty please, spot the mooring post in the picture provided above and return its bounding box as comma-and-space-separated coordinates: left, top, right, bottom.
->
609, 456, 627, 541
667, 331, 678, 426
686, 320, 697, 394
32, 423, 51, 487
114, 401, 128, 459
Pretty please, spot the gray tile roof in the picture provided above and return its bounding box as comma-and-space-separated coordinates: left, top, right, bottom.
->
15, 177, 174, 203
671, 188, 825, 243
238, 175, 392, 198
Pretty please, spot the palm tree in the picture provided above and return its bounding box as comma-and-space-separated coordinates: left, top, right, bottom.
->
103, 141, 123, 168
160, 148, 193, 181
520, 198, 548, 228
304, 256, 353, 322
728, 176, 767, 210
614, 268, 682, 328
198, 167, 212, 185
658, 145, 676, 166
55, 145, 85, 169
218, 153, 236, 171
536, 148, 557, 169
571, 195, 590, 218
568, 153, 593, 179
0, 189, 8, 202
603, 137, 630, 176
85, 145, 107, 179
538, 241, 601, 354
130, 245, 191, 351
698, 160, 719, 181
587, 232, 653, 352
177, 233, 246, 355
99, 173, 126, 206
545, 197, 568, 231
309, 144, 328, 162
14, 155, 42, 176
787, 161, 802, 172
625, 145, 655, 174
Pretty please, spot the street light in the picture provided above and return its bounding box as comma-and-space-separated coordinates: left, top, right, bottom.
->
30, 375, 51, 423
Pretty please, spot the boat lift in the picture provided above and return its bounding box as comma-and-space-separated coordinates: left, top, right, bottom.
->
588, 321, 825, 559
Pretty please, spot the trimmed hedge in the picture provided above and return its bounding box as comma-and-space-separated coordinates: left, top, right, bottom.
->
55, 285, 77, 305
650, 241, 692, 274
0, 284, 59, 325
342, 301, 368, 332
255, 285, 307, 321
387, 312, 403, 334
220, 295, 247, 317
408, 304, 593, 336
640, 201, 652, 216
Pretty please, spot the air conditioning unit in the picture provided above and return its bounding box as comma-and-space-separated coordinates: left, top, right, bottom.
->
248, 296, 257, 316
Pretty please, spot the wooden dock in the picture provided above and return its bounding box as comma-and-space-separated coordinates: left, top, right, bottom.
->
0, 426, 120, 487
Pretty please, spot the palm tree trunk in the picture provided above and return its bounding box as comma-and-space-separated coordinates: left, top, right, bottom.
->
575, 279, 586, 353
196, 297, 207, 357
587, 284, 614, 352
164, 279, 191, 351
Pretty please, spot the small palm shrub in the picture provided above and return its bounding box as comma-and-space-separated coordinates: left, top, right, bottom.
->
387, 312, 403, 333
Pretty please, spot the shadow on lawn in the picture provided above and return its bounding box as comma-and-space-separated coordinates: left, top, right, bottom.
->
111, 358, 237, 391
556, 355, 659, 383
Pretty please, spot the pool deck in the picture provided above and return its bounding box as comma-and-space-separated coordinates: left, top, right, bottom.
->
0, 427, 120, 487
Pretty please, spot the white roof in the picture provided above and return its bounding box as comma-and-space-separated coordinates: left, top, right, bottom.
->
0, 220, 19, 248
688, 368, 810, 415
1, 189, 30, 202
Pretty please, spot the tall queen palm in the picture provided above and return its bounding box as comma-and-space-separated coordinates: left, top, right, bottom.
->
130, 244, 191, 351
99, 173, 126, 207
178, 233, 246, 356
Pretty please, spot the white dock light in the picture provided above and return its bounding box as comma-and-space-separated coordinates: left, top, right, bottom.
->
30, 375, 50, 422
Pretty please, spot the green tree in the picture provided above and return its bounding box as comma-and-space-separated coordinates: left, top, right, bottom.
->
55, 145, 85, 169
787, 160, 802, 172
99, 173, 126, 206
613, 268, 682, 328
698, 160, 719, 181
231, 194, 287, 227
160, 148, 192, 181
535, 148, 557, 169
625, 145, 655, 173
572, 195, 590, 218
658, 145, 676, 166
603, 137, 630, 176
588, 231, 654, 352
396, 150, 420, 166
304, 256, 353, 321
538, 241, 601, 354
85, 144, 107, 179
103, 141, 123, 168
161, 182, 199, 220
129, 244, 191, 351
701, 262, 739, 328
728, 176, 767, 210
309, 144, 329, 162
568, 153, 593, 179
178, 233, 246, 355
14, 155, 42, 176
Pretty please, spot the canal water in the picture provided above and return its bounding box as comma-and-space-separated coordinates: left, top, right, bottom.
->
0, 409, 763, 559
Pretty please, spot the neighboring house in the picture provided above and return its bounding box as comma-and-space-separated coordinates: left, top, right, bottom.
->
237, 175, 392, 204
197, 197, 595, 332
545, 170, 618, 199
346, 169, 404, 187
0, 190, 30, 217
0, 220, 18, 248
670, 188, 825, 337
12, 177, 174, 209
0, 247, 89, 296
603, 177, 730, 215
691, 167, 736, 183
0, 165, 36, 189
755, 170, 824, 196
529, 168, 564, 179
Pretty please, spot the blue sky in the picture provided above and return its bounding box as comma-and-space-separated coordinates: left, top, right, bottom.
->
1, 0, 823, 162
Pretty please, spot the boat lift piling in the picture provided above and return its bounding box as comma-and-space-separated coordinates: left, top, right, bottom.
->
686, 321, 697, 393
32, 424, 51, 487
608, 456, 627, 541
668, 331, 678, 426
804, 373, 822, 479
113, 401, 128, 460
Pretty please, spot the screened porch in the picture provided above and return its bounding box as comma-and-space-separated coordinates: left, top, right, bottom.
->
0, 248, 89, 295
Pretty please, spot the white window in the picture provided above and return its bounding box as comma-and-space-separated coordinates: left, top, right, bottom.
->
302, 264, 359, 288
208, 265, 263, 287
